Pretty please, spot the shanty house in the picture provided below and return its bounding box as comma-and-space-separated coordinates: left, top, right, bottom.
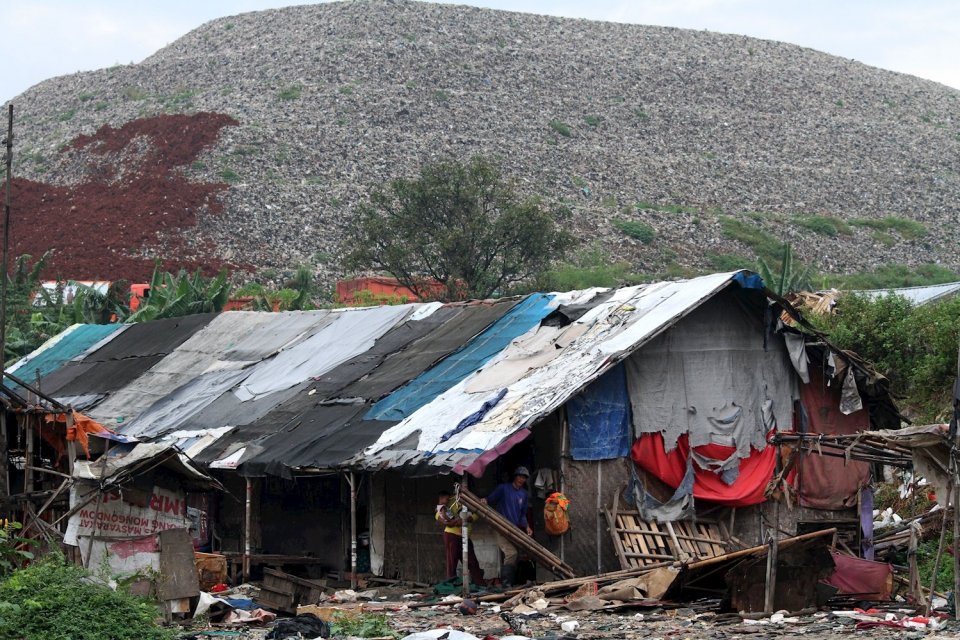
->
3, 271, 898, 591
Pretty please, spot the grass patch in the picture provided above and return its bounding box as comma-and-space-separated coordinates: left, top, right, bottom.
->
636, 201, 699, 215
278, 84, 303, 100
57, 109, 77, 122
850, 216, 927, 239
219, 168, 241, 183
792, 214, 852, 236
191, 160, 206, 170
872, 231, 896, 247
304, 176, 324, 185
612, 219, 657, 244
531, 245, 649, 291
230, 144, 259, 156
338, 85, 354, 96
433, 89, 449, 101
78, 92, 95, 102
94, 101, 108, 111
584, 115, 601, 127
123, 86, 148, 100
707, 253, 756, 271
718, 215, 783, 262
820, 263, 960, 290
600, 195, 617, 208
548, 120, 572, 137
634, 108, 649, 120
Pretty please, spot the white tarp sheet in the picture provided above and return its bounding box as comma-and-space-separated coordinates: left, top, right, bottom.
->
359, 272, 742, 473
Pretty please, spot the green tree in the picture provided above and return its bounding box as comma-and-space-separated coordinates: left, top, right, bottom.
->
345, 156, 572, 301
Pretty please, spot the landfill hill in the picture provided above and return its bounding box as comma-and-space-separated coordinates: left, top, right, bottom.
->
8, 0, 960, 283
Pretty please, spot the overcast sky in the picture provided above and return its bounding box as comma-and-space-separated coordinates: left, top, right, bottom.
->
3, 0, 958, 103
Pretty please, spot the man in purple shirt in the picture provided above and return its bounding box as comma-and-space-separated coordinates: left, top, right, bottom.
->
482, 466, 532, 586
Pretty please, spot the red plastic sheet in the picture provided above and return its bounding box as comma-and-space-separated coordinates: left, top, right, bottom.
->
631, 431, 776, 507
825, 551, 893, 599
794, 370, 871, 509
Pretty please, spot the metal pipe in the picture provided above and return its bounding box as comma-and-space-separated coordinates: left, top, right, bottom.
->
243, 477, 252, 581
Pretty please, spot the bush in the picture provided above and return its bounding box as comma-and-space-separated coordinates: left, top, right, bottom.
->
811, 293, 960, 420
612, 219, 656, 244
0, 555, 173, 640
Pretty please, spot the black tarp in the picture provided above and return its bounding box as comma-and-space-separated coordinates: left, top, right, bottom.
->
41, 314, 216, 396
199, 300, 518, 476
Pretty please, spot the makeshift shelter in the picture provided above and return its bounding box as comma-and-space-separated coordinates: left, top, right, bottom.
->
5, 271, 903, 601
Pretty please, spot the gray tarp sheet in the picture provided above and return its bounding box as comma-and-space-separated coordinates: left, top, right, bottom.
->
625, 291, 795, 460
197, 301, 515, 473
233, 305, 414, 402
40, 314, 215, 397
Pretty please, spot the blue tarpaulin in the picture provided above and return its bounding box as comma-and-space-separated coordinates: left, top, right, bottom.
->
366, 294, 555, 421
8, 324, 123, 388
567, 362, 631, 460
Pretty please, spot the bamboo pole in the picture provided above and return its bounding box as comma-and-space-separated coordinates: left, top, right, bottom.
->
459, 488, 576, 579
460, 475, 469, 599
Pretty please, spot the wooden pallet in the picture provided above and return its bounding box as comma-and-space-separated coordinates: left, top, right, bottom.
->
604, 491, 728, 569
257, 567, 329, 613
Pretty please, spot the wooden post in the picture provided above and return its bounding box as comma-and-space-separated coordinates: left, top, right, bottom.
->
23, 417, 35, 494
243, 477, 252, 581
596, 462, 603, 574
925, 481, 952, 616
954, 484, 960, 621
0, 412, 8, 500
461, 475, 470, 598
559, 410, 568, 562
349, 472, 358, 590
763, 499, 780, 613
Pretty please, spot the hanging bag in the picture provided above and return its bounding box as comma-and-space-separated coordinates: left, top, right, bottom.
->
544, 492, 571, 535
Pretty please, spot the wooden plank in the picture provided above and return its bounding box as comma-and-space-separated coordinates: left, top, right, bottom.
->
614, 514, 638, 568
619, 514, 644, 564
158, 528, 201, 601
623, 551, 675, 560
604, 507, 630, 570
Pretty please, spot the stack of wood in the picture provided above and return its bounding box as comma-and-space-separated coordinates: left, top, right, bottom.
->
458, 487, 576, 579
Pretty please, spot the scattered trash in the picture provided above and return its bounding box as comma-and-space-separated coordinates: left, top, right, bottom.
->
458, 598, 478, 615
560, 619, 580, 632
266, 612, 330, 639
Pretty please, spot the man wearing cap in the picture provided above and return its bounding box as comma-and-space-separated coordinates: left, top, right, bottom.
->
482, 466, 532, 586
